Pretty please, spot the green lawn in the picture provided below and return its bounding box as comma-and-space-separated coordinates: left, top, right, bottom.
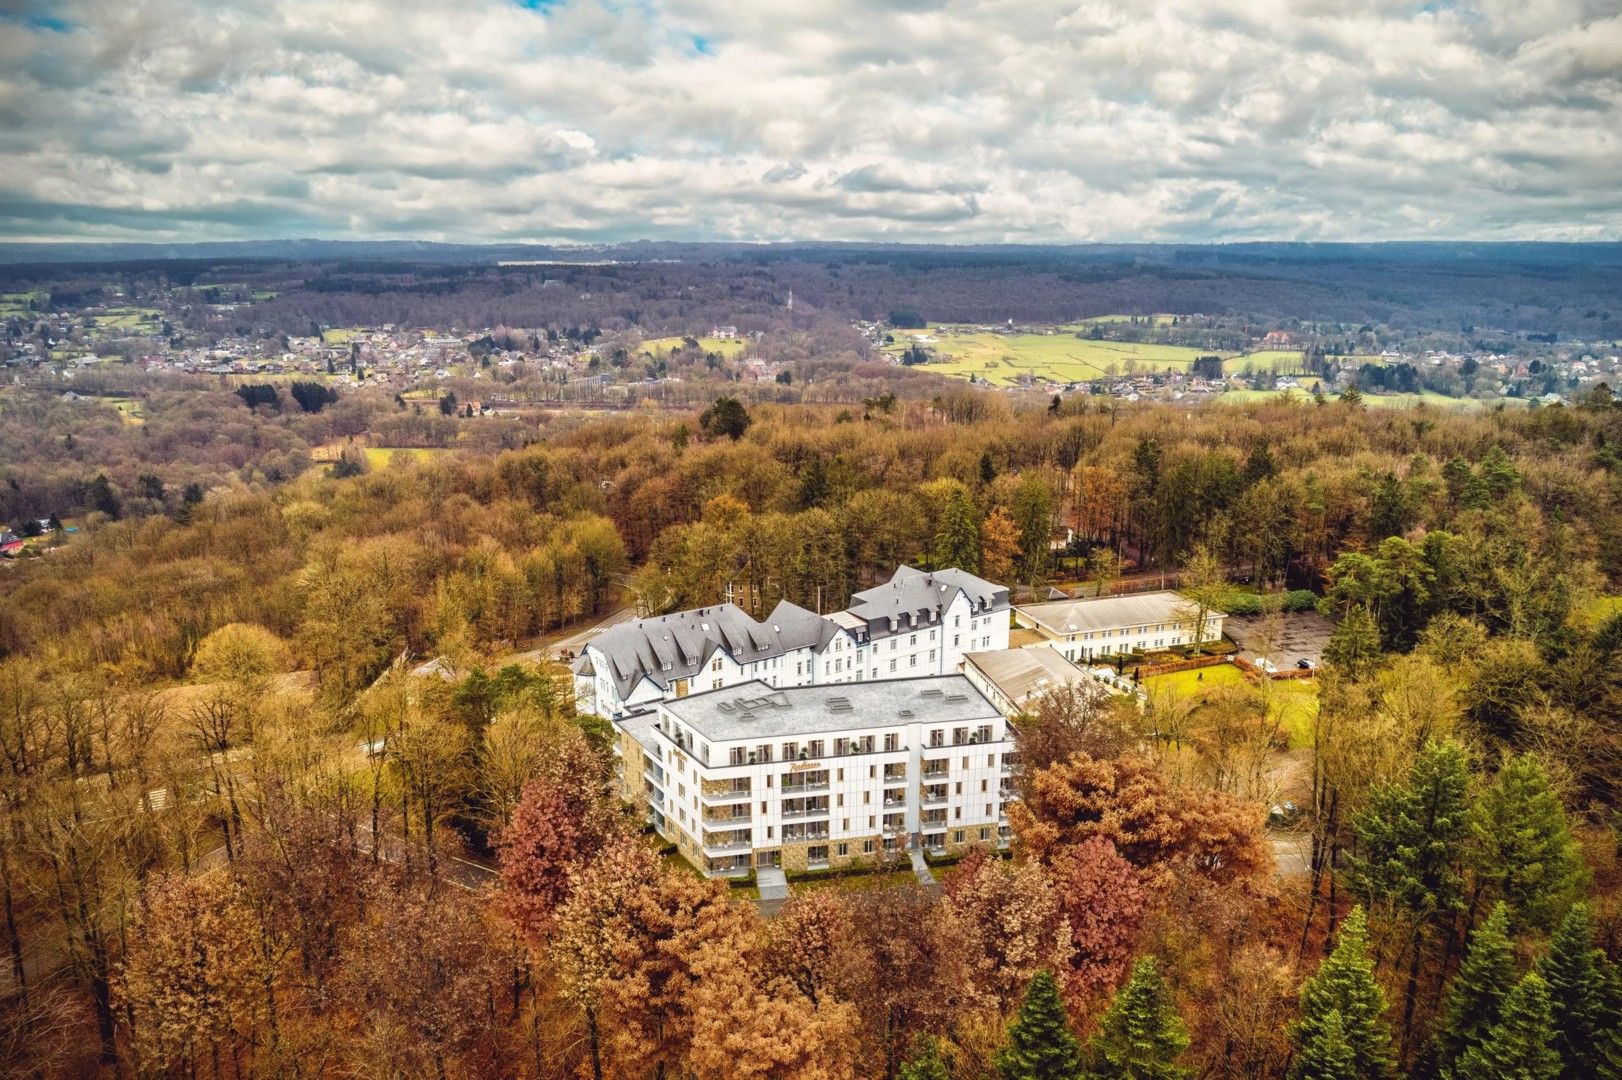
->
1143, 662, 1319, 748
322, 327, 364, 344
1581, 595, 1622, 627
641, 335, 747, 357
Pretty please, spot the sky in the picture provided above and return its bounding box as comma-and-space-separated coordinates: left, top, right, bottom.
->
1, 0, 1620, 245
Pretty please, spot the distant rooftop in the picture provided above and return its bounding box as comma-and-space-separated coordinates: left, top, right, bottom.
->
659, 675, 998, 742
1017, 590, 1220, 635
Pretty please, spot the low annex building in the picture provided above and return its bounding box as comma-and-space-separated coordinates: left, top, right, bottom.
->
614, 675, 1014, 877
960, 646, 1093, 717
575, 565, 1009, 719
1013, 590, 1225, 664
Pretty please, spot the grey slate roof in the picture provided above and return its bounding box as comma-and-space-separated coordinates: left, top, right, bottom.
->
659, 675, 999, 742
846, 565, 1009, 640
585, 601, 839, 700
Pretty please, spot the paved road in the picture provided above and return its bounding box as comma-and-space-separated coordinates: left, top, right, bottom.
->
502, 607, 635, 667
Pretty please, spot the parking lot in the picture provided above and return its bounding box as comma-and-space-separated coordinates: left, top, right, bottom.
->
1223, 610, 1336, 670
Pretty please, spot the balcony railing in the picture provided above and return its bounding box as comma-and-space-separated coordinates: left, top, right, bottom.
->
700, 785, 752, 806
703, 808, 750, 824
781, 781, 830, 795
703, 837, 753, 854
781, 806, 830, 821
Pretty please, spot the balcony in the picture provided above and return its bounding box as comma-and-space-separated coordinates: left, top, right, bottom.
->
782, 827, 830, 843
703, 835, 753, 855
920, 789, 948, 807
921, 763, 950, 780
883, 766, 907, 782
781, 805, 830, 821
781, 780, 830, 796
703, 808, 751, 825
700, 785, 752, 806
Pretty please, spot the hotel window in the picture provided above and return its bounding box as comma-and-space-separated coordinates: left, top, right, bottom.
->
980, 827, 990, 841
953, 635, 960, 647
767, 826, 773, 838
837, 842, 849, 856
757, 745, 772, 763
909, 634, 917, 646
863, 791, 870, 804
711, 658, 722, 672
909, 655, 917, 668
836, 794, 844, 807
954, 807, 962, 819
729, 748, 747, 766
889, 659, 897, 672
955, 781, 962, 794
862, 839, 875, 854
884, 732, 899, 752
952, 727, 967, 745
842, 818, 849, 831
929, 630, 936, 641
929, 729, 943, 747
986, 804, 993, 816
783, 742, 798, 760
953, 829, 964, 843
981, 779, 988, 792
807, 740, 824, 757
929, 650, 936, 662
711, 679, 722, 689
868, 816, 875, 828
837, 768, 844, 781
954, 615, 961, 627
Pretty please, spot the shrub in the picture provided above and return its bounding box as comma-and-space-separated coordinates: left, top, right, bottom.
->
1223, 592, 1264, 616
1282, 589, 1319, 612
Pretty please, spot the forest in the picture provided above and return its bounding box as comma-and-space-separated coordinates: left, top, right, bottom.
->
1, 387, 1620, 1078
5, 241, 1621, 339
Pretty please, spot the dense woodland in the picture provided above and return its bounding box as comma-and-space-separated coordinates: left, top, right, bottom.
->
2, 389, 1621, 1078
6, 242, 1621, 340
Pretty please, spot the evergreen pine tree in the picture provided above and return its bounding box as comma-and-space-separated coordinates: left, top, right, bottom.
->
1537, 903, 1622, 1080
1293, 1009, 1357, 1080
1086, 956, 1190, 1080
1288, 906, 1396, 1080
1454, 972, 1561, 1080
1469, 755, 1587, 932
995, 970, 1083, 1080
1349, 741, 1472, 1060
1433, 902, 1518, 1077
899, 1035, 952, 1080
932, 486, 982, 573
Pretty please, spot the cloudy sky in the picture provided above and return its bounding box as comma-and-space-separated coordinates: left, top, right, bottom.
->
2, 0, 1620, 244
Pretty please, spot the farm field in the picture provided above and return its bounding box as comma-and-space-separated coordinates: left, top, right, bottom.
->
640, 335, 747, 357
0, 290, 45, 315
89, 307, 162, 333
1216, 388, 1482, 409
322, 327, 364, 344
886, 324, 1334, 385
889, 326, 1231, 384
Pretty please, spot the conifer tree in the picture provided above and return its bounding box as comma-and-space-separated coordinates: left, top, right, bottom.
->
1469, 755, 1587, 932
1537, 903, 1622, 1080
1433, 902, 1518, 1077
1289, 906, 1396, 1080
932, 486, 981, 573
899, 1035, 952, 1080
1349, 741, 1471, 1059
1453, 972, 1560, 1080
1086, 956, 1190, 1080
996, 970, 1083, 1080
1293, 1009, 1357, 1080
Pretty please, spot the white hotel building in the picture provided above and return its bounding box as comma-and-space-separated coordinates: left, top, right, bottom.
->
1013, 590, 1226, 664
614, 675, 1014, 876
575, 565, 1010, 720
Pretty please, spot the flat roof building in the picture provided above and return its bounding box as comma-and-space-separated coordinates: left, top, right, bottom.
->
960, 646, 1094, 717
613, 675, 1014, 877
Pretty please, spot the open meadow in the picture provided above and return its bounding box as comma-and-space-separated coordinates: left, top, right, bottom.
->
886, 323, 1309, 385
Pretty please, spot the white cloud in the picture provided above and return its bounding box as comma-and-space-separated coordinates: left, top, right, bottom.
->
0, 0, 1618, 242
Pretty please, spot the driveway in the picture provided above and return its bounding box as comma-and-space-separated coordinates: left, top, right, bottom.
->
1224, 610, 1336, 670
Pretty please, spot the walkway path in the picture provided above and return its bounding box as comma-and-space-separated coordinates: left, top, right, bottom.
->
755, 866, 789, 916
909, 849, 933, 885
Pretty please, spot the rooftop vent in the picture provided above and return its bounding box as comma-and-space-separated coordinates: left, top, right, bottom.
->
898, 709, 915, 718
919, 688, 944, 698
944, 694, 969, 703
826, 697, 853, 713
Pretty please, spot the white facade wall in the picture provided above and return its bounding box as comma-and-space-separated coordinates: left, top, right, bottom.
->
1047, 614, 1223, 664
639, 697, 1013, 875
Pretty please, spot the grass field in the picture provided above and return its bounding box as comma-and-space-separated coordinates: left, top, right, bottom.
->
0, 291, 45, 315
363, 446, 456, 468
90, 307, 162, 333
322, 328, 363, 344
641, 335, 747, 357
1143, 662, 1319, 748
886, 323, 1339, 385
1580, 595, 1622, 627
1216, 388, 1486, 409
793, 869, 918, 894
